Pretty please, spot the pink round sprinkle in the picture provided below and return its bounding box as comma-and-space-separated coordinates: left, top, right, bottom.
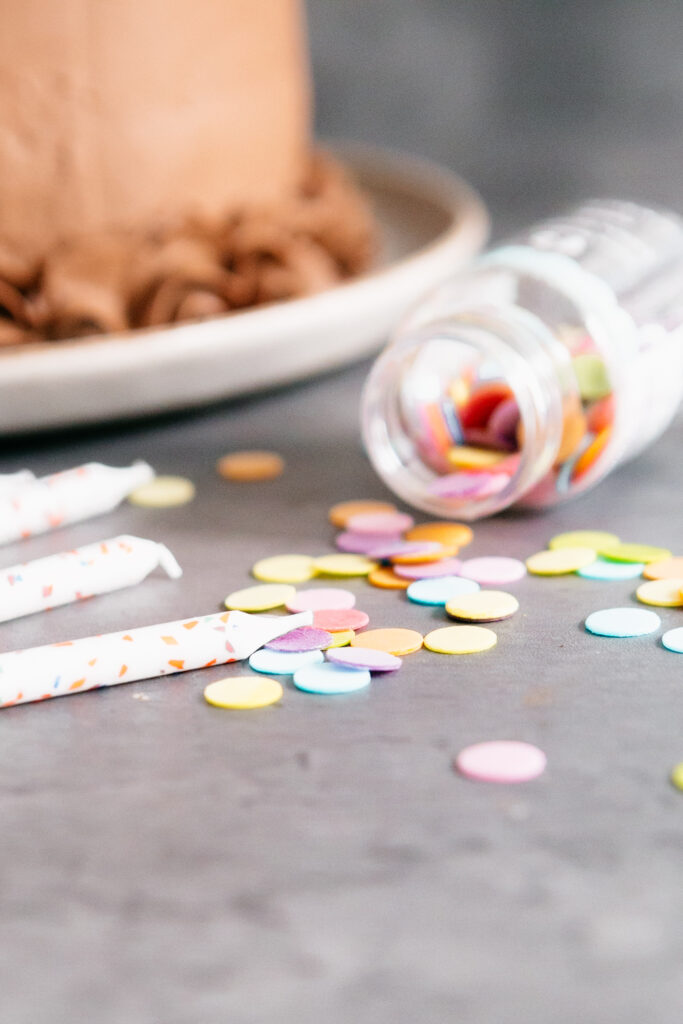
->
454, 741, 547, 784
285, 587, 356, 613
366, 540, 442, 561
326, 647, 402, 672
393, 557, 463, 580
429, 472, 510, 500
313, 608, 370, 632
345, 511, 415, 535
336, 531, 402, 554
458, 556, 526, 586
266, 626, 334, 652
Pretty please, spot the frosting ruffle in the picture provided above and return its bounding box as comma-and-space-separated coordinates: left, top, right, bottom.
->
0, 152, 375, 346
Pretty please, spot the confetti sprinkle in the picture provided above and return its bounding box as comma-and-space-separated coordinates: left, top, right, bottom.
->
322, 629, 355, 649
454, 741, 547, 783
526, 547, 597, 575
284, 587, 356, 613
224, 583, 296, 612
346, 511, 415, 535
404, 521, 473, 548
643, 557, 683, 581
577, 557, 645, 580
216, 450, 285, 482
313, 553, 377, 577
293, 662, 371, 695
635, 579, 683, 608
248, 648, 324, 675
367, 566, 410, 589
584, 607, 661, 638
312, 608, 370, 632
661, 628, 683, 654
252, 554, 317, 584
128, 475, 195, 508
549, 529, 619, 551
392, 557, 463, 580
328, 499, 397, 529
350, 627, 423, 656
265, 627, 333, 652
598, 542, 672, 565
203, 676, 283, 710
326, 647, 402, 672
445, 590, 519, 623
423, 625, 497, 654
670, 763, 683, 791
458, 556, 526, 586
406, 576, 480, 607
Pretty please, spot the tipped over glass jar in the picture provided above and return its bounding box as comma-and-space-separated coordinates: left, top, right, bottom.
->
362, 199, 683, 520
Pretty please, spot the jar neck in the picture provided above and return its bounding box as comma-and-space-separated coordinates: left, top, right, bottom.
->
361, 306, 568, 519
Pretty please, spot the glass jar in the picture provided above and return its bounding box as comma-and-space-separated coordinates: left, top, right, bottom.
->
362, 199, 683, 520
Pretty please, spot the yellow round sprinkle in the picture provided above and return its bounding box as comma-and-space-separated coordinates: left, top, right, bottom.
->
216, 450, 284, 482
549, 530, 619, 551
635, 578, 683, 608
445, 590, 519, 622
204, 675, 283, 710
526, 546, 597, 575
404, 521, 474, 548
643, 557, 683, 580
670, 763, 683, 791
252, 554, 316, 584
314, 553, 378, 577
391, 544, 459, 565
128, 475, 196, 508
328, 499, 397, 528
224, 583, 296, 612
368, 566, 410, 589
447, 445, 507, 470
323, 629, 355, 649
599, 542, 673, 564
350, 627, 423, 656
424, 625, 497, 654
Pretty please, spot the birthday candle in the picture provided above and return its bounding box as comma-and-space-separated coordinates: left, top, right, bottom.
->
0, 609, 313, 708
0, 470, 35, 495
0, 461, 154, 545
0, 534, 182, 623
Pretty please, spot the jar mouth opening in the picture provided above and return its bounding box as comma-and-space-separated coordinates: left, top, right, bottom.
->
361, 319, 563, 520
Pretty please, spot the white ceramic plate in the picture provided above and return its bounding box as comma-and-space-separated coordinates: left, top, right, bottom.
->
0, 144, 489, 434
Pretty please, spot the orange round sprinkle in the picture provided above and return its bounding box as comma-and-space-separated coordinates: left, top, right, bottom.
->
367, 566, 410, 590
391, 544, 459, 565
350, 627, 423, 656
404, 522, 474, 548
328, 499, 397, 529
217, 450, 285, 482
571, 427, 612, 481
643, 557, 683, 581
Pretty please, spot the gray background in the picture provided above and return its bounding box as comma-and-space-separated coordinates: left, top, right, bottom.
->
2, 2, 683, 1021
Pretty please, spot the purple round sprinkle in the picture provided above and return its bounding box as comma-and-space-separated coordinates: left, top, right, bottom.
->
366, 540, 442, 561
393, 557, 463, 580
487, 397, 520, 449
266, 626, 334, 653
429, 471, 510, 500
326, 646, 402, 672
335, 531, 403, 554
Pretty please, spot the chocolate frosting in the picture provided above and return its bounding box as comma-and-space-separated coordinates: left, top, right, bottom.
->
0, 153, 375, 345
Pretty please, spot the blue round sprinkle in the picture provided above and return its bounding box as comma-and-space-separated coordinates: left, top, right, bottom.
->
662, 627, 683, 654
577, 557, 646, 580
249, 648, 324, 675
585, 607, 661, 638
406, 575, 480, 607
293, 662, 371, 694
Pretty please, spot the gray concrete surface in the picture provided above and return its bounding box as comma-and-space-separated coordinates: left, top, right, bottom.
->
2, 2, 683, 1021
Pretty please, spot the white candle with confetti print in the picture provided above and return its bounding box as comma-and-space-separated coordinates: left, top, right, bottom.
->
0, 470, 35, 495
0, 609, 312, 708
0, 534, 182, 623
0, 461, 154, 546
